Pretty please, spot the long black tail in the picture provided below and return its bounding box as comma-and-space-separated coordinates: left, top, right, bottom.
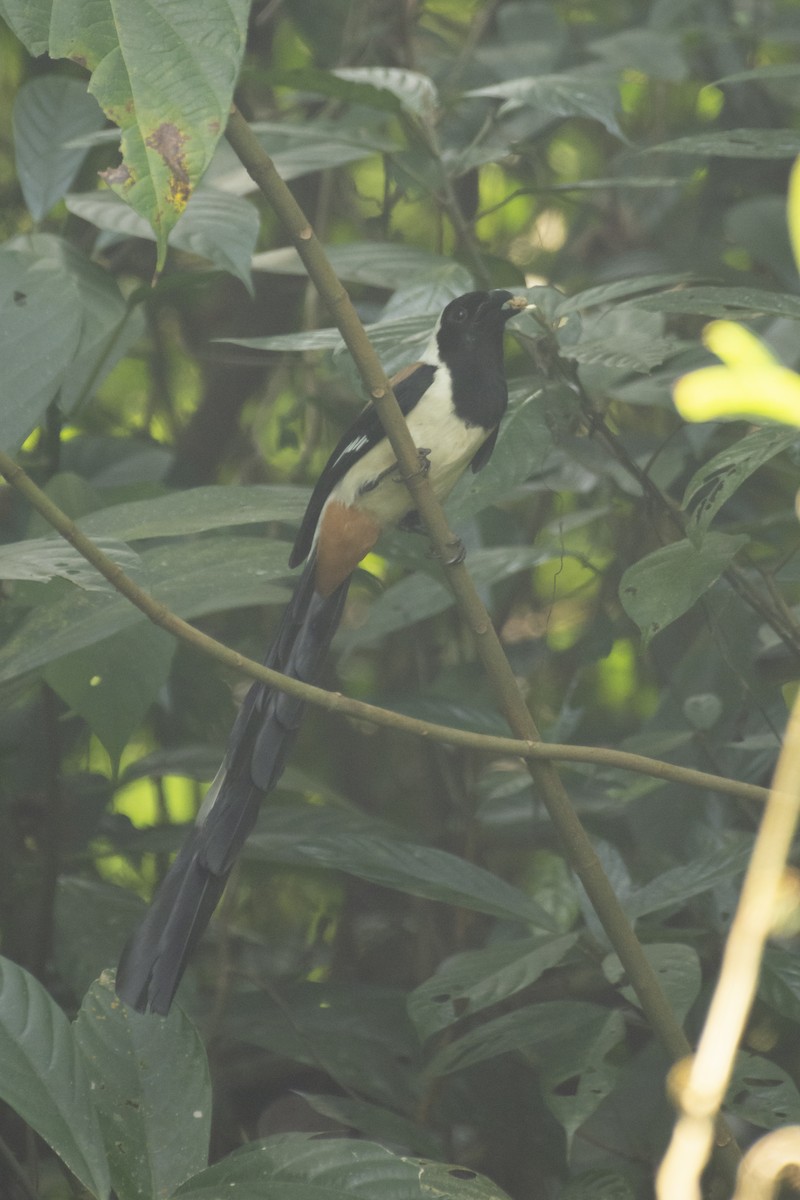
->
115, 557, 350, 1014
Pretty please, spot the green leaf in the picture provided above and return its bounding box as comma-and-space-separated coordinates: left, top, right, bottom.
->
0, 537, 140, 590
46, 0, 251, 269
625, 837, 752, 920
174, 1133, 515, 1200
78, 484, 309, 541
603, 944, 701, 1025
0, 0, 49, 54
619, 532, 749, 643
44, 623, 176, 764
298, 1093, 442, 1158
556, 274, 688, 315
562, 1170, 636, 1200
760, 945, 800, 1024
682, 426, 799, 537
253, 242, 459, 289
337, 545, 559, 651
408, 934, 578, 1041
0, 956, 110, 1199
636, 285, 800, 320
0, 535, 293, 684
66, 189, 259, 289
467, 72, 624, 140
0, 234, 143, 449
54, 879, 145, 999
268, 66, 438, 121
12, 76, 106, 221
74, 973, 211, 1200
562, 306, 678, 374
246, 805, 554, 929
727, 1053, 800, 1129
644, 129, 800, 158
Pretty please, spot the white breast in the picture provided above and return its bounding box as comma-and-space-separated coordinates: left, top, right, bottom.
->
328, 366, 488, 529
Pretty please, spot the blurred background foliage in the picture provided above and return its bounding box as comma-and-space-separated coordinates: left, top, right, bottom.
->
3, 0, 800, 1197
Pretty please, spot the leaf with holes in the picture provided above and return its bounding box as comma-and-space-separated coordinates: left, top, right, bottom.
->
681, 426, 798, 537
603, 944, 701, 1025
727, 1053, 800, 1128
74, 973, 210, 1200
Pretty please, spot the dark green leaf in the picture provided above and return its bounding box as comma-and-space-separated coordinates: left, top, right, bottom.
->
298, 1093, 442, 1157
408, 934, 578, 1041
78, 485, 309, 541
74, 973, 210, 1200
0, 537, 140, 590
759, 946, 800, 1024
556, 274, 688, 315
619, 533, 749, 644
67, 189, 259, 290
44, 624, 177, 764
625, 837, 752, 919
0, 536, 293, 684
603, 944, 701, 1024
175, 1134, 514, 1200
682, 427, 799, 537
727, 1053, 800, 1129
467, 72, 624, 140
246, 805, 554, 929
267, 66, 438, 120
0, 956, 110, 1199
253, 242, 460, 289
54, 879, 145, 1000
12, 76, 105, 220
644, 129, 800, 158
636, 285, 800, 320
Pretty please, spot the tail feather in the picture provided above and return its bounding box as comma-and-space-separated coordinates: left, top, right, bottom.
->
115, 556, 349, 1014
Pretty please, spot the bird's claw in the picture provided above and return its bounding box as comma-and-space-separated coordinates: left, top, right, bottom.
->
394, 446, 431, 484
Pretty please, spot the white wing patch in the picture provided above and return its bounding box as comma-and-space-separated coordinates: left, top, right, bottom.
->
331, 434, 369, 468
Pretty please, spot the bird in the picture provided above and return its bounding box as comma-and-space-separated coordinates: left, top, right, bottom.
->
115, 288, 526, 1014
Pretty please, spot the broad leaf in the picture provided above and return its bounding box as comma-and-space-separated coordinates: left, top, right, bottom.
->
682, 426, 799, 536
637, 285, 800, 320
78, 484, 309, 541
0, 234, 141, 451
67, 189, 259, 289
12, 76, 105, 220
603, 944, 701, 1025
268, 66, 438, 121
253, 242, 461, 289
760, 945, 800, 1024
0, 537, 140, 590
174, 1133, 514, 1200
556, 274, 688, 315
625, 837, 752, 920
727, 1053, 800, 1129
45, 0, 251, 268
246, 805, 554, 929
467, 72, 624, 140
44, 623, 177, 764
75, 973, 210, 1200
0, 956, 110, 1199
644, 129, 800, 158
298, 1093, 442, 1157
408, 933, 578, 1041
619, 532, 749, 643
0, 535, 293, 684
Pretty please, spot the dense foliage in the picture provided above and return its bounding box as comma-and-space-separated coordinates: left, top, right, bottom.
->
1, 1, 800, 1198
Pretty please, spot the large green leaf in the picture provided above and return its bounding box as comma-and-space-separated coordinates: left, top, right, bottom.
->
298, 1093, 442, 1158
619, 533, 749, 643
644, 129, 800, 158
467, 71, 624, 139
246, 805, 554, 929
0, 537, 140, 589
408, 934, 578, 1041
12, 76, 106, 220
760, 945, 800, 1025
1, 233, 144, 446
32, 0, 252, 268
253, 241, 459, 289
0, 535, 293, 684
556, 274, 688, 315
0, 956, 110, 1199
727, 1053, 800, 1129
682, 426, 799, 537
268, 66, 439, 121
175, 1134, 514, 1200
44, 623, 177, 764
74, 973, 210, 1200
78, 484, 309, 541
625, 837, 752, 920
66, 188, 259, 289
603, 944, 701, 1025
637, 284, 800, 320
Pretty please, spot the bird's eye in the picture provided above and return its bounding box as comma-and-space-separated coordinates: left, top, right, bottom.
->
451, 306, 468, 323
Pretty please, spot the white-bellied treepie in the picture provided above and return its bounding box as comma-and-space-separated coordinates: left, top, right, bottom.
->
116, 289, 526, 1014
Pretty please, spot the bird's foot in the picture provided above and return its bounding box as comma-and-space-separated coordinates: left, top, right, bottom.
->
393, 446, 431, 483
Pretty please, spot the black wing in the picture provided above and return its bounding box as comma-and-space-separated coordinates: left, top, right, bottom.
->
289, 362, 436, 567
470, 424, 499, 473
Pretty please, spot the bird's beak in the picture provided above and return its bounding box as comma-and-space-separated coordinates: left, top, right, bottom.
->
501, 294, 531, 319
